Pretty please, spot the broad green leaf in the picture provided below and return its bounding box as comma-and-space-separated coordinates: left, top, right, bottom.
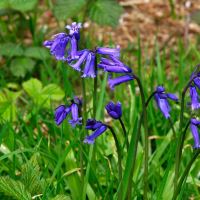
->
0, 0, 38, 12
22, 78, 42, 98
0, 89, 21, 123
0, 43, 23, 57
89, 0, 123, 27
10, 57, 35, 78
24, 47, 50, 60
54, 0, 86, 20
0, 176, 32, 200
22, 78, 64, 108
42, 84, 64, 101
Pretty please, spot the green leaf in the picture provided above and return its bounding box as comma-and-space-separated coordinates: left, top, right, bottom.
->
22, 78, 64, 108
22, 78, 42, 100
0, 43, 23, 57
0, 176, 32, 200
42, 84, 65, 101
0, 89, 21, 123
0, 0, 38, 12
54, 0, 86, 20
10, 57, 35, 78
24, 47, 50, 60
89, 0, 123, 27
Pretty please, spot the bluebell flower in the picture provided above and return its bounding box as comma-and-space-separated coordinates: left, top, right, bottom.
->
54, 97, 82, 127
68, 103, 82, 127
85, 119, 103, 130
44, 22, 82, 61
189, 86, 200, 110
190, 118, 200, 149
43, 33, 69, 60
65, 22, 82, 40
84, 119, 107, 144
82, 52, 96, 78
106, 101, 122, 119
108, 74, 134, 90
154, 86, 178, 118
98, 56, 132, 73
97, 46, 120, 58
54, 105, 71, 125
69, 50, 89, 71
69, 36, 79, 60
193, 76, 200, 90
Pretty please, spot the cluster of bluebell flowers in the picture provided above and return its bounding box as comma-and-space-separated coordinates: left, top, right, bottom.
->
44, 22, 134, 89
54, 97, 82, 127
153, 86, 178, 118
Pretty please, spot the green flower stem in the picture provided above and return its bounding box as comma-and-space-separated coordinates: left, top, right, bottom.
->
93, 58, 98, 118
127, 88, 155, 200
172, 149, 200, 200
135, 75, 148, 200
124, 75, 149, 199
107, 125, 122, 200
119, 118, 129, 151
174, 77, 196, 192
168, 117, 176, 139
81, 78, 87, 185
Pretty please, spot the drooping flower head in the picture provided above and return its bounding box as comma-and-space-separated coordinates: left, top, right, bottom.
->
68, 103, 82, 127
84, 119, 107, 144
43, 33, 69, 60
105, 101, 122, 119
44, 22, 82, 61
98, 56, 132, 73
54, 97, 82, 127
82, 52, 96, 78
54, 105, 71, 125
190, 118, 200, 149
154, 86, 178, 119
108, 74, 134, 90
189, 85, 200, 110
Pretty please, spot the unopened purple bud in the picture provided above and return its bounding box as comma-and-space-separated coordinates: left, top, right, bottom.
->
156, 86, 165, 93
105, 101, 122, 119
66, 22, 82, 40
